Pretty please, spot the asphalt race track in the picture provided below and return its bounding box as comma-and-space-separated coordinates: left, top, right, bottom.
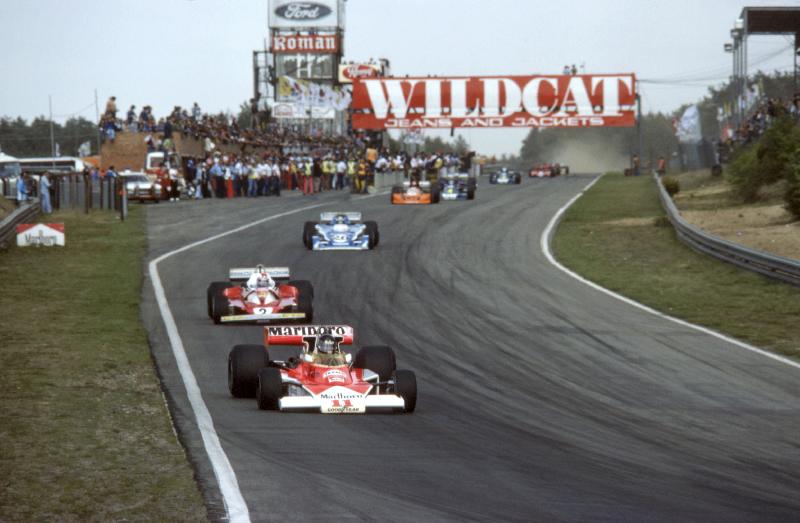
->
142, 176, 800, 522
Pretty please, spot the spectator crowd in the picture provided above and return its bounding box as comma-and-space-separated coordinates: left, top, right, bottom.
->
96, 95, 475, 202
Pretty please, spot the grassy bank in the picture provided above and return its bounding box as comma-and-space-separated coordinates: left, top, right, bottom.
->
0, 207, 206, 521
552, 172, 800, 359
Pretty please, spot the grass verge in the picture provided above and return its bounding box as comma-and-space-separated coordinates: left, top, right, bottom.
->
0, 207, 206, 521
552, 172, 800, 359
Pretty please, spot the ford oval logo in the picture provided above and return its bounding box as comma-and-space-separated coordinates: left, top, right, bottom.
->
275, 2, 332, 20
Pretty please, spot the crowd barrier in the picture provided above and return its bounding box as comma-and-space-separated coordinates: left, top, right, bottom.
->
0, 199, 41, 249
653, 172, 800, 287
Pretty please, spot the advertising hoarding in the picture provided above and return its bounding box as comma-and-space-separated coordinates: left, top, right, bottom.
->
350, 74, 637, 129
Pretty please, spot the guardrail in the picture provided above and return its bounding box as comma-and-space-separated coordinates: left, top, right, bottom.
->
0, 200, 41, 249
653, 172, 800, 287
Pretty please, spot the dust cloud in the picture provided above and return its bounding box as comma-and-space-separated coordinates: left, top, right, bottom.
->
546, 137, 629, 173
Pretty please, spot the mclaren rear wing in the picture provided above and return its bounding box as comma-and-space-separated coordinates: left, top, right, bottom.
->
265, 325, 354, 347
229, 266, 291, 282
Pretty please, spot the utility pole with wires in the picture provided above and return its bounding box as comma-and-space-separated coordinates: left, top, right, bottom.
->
48, 95, 55, 169
94, 89, 101, 156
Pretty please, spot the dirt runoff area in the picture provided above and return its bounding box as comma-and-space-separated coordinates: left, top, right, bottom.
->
672, 171, 800, 261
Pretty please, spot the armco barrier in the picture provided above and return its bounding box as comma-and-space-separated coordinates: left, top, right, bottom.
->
653, 172, 800, 287
0, 199, 41, 249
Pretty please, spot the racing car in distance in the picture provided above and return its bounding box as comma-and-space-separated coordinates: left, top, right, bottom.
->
227, 325, 417, 414
206, 266, 313, 325
439, 172, 476, 200
488, 167, 522, 185
391, 179, 440, 204
302, 212, 379, 250
529, 163, 570, 177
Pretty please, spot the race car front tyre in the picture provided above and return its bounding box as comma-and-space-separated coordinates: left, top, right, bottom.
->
211, 293, 229, 324
288, 279, 314, 299
207, 281, 229, 318
229, 344, 270, 398
489, 174, 497, 184
431, 186, 440, 204
256, 367, 283, 410
365, 221, 379, 248
355, 345, 396, 382
393, 370, 417, 413
302, 222, 316, 249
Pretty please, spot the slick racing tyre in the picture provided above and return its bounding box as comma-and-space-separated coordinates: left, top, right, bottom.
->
288, 279, 314, 299
289, 280, 314, 322
256, 367, 283, 410
207, 281, 229, 318
467, 188, 475, 200
393, 369, 417, 413
211, 293, 229, 325
514, 174, 521, 184
431, 185, 440, 204
354, 345, 396, 381
489, 174, 497, 184
229, 344, 269, 398
302, 221, 316, 249
364, 220, 379, 248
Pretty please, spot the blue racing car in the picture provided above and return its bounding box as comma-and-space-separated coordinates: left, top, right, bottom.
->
302, 212, 379, 251
439, 172, 476, 201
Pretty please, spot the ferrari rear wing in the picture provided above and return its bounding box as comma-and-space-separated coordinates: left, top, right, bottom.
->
265, 325, 354, 346
319, 212, 362, 223
401, 180, 431, 188
229, 266, 291, 281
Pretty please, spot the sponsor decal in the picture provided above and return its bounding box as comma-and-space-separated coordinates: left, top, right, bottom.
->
319, 389, 362, 400
338, 63, 382, 83
16, 223, 65, 247
268, 325, 349, 337
274, 2, 332, 21
272, 34, 339, 53
351, 74, 636, 129
323, 369, 347, 383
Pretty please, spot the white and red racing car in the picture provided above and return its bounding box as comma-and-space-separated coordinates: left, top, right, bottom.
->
206, 266, 313, 325
227, 325, 417, 414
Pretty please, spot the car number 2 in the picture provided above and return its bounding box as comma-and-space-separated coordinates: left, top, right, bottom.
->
254, 307, 270, 315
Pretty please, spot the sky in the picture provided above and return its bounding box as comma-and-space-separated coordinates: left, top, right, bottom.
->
1, 0, 799, 156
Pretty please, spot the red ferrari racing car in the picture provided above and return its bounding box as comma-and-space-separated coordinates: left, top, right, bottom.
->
227, 325, 417, 414
206, 266, 313, 324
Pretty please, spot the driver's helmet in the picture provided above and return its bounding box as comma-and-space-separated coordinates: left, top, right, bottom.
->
254, 264, 274, 289
317, 334, 337, 354
501, 167, 508, 173
334, 214, 349, 225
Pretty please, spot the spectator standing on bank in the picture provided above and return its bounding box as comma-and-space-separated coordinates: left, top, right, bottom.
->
126, 105, 137, 132
656, 155, 666, 176
312, 157, 322, 192
16, 173, 28, 206
632, 154, 641, 176
105, 96, 117, 119
302, 159, 314, 195
40, 173, 52, 213
336, 157, 346, 190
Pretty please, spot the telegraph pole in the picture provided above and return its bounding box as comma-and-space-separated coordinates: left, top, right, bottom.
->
94, 89, 101, 156
48, 95, 56, 169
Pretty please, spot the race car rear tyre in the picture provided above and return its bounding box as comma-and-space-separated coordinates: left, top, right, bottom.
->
467, 188, 475, 200
256, 367, 283, 410
302, 222, 315, 249
431, 186, 440, 204
207, 281, 229, 318
354, 345, 396, 382
289, 279, 314, 299
211, 293, 229, 325
365, 221, 379, 248
229, 344, 269, 398
514, 174, 521, 184
393, 369, 417, 413
489, 174, 497, 184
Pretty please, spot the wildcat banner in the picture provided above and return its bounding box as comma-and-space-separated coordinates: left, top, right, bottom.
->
350, 74, 637, 129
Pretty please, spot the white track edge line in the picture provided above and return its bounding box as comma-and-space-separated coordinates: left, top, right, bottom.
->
148, 191, 387, 523
540, 175, 800, 371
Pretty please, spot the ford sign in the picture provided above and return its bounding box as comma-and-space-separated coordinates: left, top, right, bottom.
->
275, 2, 332, 21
